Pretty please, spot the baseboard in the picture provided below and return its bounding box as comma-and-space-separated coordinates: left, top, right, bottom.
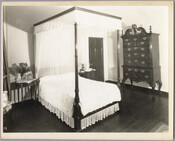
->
105, 80, 120, 85
106, 80, 168, 97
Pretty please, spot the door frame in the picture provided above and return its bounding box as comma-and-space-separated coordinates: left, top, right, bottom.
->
88, 37, 105, 81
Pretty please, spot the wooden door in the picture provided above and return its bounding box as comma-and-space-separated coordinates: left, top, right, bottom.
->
89, 37, 104, 81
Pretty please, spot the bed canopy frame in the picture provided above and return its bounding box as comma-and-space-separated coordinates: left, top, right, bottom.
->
34, 6, 122, 131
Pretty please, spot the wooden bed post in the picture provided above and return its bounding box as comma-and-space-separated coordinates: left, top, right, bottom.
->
117, 30, 121, 85
73, 22, 82, 131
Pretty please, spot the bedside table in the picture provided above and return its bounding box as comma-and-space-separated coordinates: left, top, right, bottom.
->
12, 79, 40, 104
79, 69, 96, 80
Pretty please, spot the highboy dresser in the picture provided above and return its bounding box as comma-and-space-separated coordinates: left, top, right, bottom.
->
121, 24, 162, 90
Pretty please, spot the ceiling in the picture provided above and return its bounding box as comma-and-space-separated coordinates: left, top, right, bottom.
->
4, 6, 72, 33
4, 6, 126, 33
4, 5, 166, 34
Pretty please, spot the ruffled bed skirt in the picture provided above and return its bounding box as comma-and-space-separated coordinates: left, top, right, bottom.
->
81, 103, 119, 129
39, 96, 120, 130
39, 96, 75, 128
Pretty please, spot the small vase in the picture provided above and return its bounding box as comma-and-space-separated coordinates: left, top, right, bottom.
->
21, 71, 33, 80
15, 73, 21, 81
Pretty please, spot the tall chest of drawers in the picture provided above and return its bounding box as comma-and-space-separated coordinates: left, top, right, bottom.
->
121, 24, 162, 90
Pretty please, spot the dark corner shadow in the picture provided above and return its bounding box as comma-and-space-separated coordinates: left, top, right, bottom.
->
27, 28, 35, 73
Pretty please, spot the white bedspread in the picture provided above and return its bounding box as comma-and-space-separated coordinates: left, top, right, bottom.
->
39, 73, 121, 117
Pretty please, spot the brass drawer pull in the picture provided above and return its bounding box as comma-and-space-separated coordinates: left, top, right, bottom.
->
141, 54, 145, 57
141, 61, 146, 64
141, 47, 145, 51
141, 41, 145, 45
143, 37, 147, 40
128, 42, 131, 46
128, 60, 131, 64
128, 68, 132, 71
134, 53, 138, 56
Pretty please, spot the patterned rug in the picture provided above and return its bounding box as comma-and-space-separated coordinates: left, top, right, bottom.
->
150, 122, 168, 132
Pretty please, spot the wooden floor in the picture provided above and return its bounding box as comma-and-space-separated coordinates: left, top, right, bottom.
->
3, 84, 168, 132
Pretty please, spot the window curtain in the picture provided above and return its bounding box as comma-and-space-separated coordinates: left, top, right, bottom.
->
34, 23, 75, 78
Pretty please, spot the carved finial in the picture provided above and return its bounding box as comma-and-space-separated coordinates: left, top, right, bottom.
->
132, 24, 137, 35
123, 24, 149, 36
150, 26, 152, 33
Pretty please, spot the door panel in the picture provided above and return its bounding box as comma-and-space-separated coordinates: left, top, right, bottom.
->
89, 37, 104, 81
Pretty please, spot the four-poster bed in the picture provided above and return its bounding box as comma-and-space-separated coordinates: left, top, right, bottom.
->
34, 6, 122, 131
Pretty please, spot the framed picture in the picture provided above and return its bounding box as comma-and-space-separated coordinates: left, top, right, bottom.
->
1, 0, 174, 140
